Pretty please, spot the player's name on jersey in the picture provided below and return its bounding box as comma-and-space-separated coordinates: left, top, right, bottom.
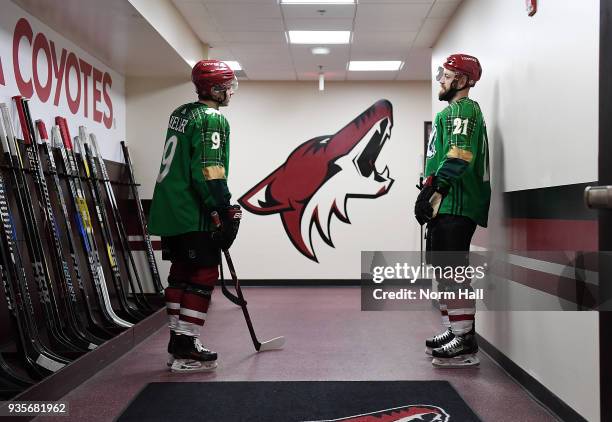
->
372, 288, 484, 301
168, 116, 189, 133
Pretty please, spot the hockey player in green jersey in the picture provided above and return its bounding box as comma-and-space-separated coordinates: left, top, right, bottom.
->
148, 60, 241, 373
415, 54, 490, 368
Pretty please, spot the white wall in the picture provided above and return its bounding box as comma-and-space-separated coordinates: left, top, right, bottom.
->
433, 0, 598, 192
128, 0, 208, 67
0, 1, 126, 161
434, 1, 599, 420
127, 79, 430, 280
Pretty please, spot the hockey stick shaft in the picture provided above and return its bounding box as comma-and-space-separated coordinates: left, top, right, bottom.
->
19, 98, 100, 350
220, 247, 261, 350
36, 121, 113, 340
14, 99, 83, 352
120, 141, 164, 293
0, 172, 50, 380
54, 117, 132, 329
57, 119, 132, 328
88, 134, 152, 312
75, 128, 144, 322
4, 100, 82, 353
211, 212, 285, 352
0, 106, 70, 374
219, 247, 284, 351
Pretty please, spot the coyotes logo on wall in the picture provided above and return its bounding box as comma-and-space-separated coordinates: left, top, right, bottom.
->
304, 404, 450, 421
239, 100, 394, 262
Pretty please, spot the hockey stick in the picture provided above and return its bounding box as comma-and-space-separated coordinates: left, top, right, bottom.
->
0, 180, 66, 379
0, 104, 71, 374
3, 100, 84, 354
74, 129, 145, 322
88, 133, 152, 312
19, 98, 103, 350
120, 141, 164, 294
54, 117, 132, 329
0, 157, 55, 380
217, 255, 243, 307
0, 250, 35, 386
211, 212, 285, 352
36, 120, 113, 340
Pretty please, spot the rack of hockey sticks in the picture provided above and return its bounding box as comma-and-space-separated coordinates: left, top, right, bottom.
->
0, 98, 161, 396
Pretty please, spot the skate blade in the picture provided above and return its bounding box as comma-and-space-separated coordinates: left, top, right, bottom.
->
167, 354, 174, 367
170, 359, 217, 373
425, 347, 433, 356
432, 354, 480, 368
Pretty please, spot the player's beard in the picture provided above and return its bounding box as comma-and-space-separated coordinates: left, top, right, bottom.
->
219, 91, 232, 107
211, 90, 232, 107
439, 83, 458, 102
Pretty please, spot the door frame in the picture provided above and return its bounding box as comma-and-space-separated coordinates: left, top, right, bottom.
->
599, 1, 612, 420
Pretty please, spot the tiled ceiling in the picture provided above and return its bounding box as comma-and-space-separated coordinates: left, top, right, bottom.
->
173, 0, 463, 81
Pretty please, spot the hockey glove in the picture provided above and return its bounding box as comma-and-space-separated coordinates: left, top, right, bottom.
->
414, 175, 449, 225
211, 205, 242, 250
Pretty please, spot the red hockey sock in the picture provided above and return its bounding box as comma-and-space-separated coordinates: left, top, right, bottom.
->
439, 302, 451, 328
177, 265, 218, 336
447, 297, 475, 335
165, 262, 190, 331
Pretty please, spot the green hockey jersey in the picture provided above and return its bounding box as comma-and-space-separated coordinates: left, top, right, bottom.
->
425, 97, 491, 227
148, 102, 231, 236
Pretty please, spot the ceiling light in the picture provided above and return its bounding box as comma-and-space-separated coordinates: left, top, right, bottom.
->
288, 31, 351, 44
222, 61, 242, 71
319, 66, 325, 91
280, 0, 355, 4
311, 47, 331, 55
348, 61, 404, 71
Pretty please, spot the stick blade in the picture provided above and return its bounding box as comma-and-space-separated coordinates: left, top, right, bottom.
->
257, 336, 285, 352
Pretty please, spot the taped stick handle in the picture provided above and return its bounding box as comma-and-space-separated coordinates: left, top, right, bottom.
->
35, 120, 48, 141
211, 211, 221, 228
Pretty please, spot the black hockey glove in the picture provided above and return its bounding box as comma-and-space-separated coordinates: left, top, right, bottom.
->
211, 205, 242, 250
414, 175, 449, 225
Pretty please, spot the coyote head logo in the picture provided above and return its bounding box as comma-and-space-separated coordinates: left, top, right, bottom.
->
304, 404, 450, 421
239, 100, 394, 262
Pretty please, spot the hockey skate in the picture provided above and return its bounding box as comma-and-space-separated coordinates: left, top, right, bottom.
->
431, 330, 479, 368
425, 327, 454, 355
170, 334, 218, 373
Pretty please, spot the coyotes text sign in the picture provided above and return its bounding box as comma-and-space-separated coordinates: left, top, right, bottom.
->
0, 16, 114, 129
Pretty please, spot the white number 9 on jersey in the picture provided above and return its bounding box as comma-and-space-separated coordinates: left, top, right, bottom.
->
211, 132, 221, 150
156, 135, 178, 183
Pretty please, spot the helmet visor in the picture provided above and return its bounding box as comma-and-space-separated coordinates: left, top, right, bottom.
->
435, 66, 459, 83
213, 76, 239, 93
435, 66, 444, 82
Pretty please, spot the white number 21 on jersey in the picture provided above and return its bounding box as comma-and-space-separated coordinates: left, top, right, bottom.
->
452, 118, 469, 135
156, 135, 178, 183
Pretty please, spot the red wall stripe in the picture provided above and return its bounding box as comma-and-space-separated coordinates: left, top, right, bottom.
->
472, 218, 598, 251
491, 261, 598, 309
507, 218, 598, 251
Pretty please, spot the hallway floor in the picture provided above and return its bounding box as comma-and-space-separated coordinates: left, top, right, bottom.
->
34, 287, 557, 422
